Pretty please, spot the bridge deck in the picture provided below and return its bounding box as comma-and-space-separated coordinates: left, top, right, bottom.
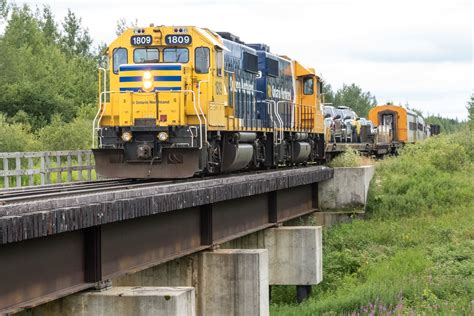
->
0, 166, 333, 314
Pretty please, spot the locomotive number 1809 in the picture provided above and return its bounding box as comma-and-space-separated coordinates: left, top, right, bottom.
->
165, 35, 192, 45
130, 35, 153, 46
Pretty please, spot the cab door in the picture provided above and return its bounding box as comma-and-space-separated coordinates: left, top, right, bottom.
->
208, 48, 226, 128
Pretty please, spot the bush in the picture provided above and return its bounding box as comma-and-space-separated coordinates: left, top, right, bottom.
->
366, 130, 473, 218
0, 113, 38, 152
328, 148, 367, 168
37, 105, 95, 151
272, 131, 474, 315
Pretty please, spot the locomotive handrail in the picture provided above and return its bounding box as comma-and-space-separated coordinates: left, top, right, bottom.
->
167, 89, 202, 149
197, 78, 209, 147
275, 101, 287, 142
263, 100, 277, 143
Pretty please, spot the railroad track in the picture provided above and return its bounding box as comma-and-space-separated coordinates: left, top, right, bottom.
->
0, 165, 324, 205
0, 178, 178, 205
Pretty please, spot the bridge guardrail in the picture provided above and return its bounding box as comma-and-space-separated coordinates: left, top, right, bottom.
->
0, 150, 95, 188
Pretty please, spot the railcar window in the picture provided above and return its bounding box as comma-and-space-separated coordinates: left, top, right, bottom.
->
216, 49, 223, 76
163, 48, 189, 63
195, 47, 210, 74
303, 77, 314, 95
113, 48, 128, 74
409, 122, 417, 130
134, 48, 159, 63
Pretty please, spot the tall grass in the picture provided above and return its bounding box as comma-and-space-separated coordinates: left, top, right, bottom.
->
271, 129, 474, 315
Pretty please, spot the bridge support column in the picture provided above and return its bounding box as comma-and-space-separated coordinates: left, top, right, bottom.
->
16, 287, 195, 316
265, 226, 322, 286
198, 249, 269, 316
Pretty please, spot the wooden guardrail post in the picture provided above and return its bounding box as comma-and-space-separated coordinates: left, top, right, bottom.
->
0, 151, 96, 189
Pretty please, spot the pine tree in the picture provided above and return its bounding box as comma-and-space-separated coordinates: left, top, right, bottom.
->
468, 94, 474, 130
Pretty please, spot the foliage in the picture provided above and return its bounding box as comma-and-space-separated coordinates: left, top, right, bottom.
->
425, 114, 463, 134
0, 114, 38, 152
0, 4, 97, 129
271, 131, 474, 315
36, 105, 95, 151
328, 148, 366, 168
468, 94, 474, 131
333, 83, 377, 118
321, 78, 334, 104
366, 131, 473, 218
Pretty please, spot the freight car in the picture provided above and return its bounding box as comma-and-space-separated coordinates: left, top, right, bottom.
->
92, 26, 325, 178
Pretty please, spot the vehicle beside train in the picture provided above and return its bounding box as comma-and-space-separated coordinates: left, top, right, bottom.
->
92, 26, 325, 179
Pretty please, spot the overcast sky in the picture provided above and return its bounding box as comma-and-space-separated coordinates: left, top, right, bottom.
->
18, 0, 474, 119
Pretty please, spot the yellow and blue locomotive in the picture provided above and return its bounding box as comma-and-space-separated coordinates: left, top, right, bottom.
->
93, 26, 325, 178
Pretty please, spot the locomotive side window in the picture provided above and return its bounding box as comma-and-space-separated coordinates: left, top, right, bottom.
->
243, 52, 258, 74
134, 48, 159, 64
303, 77, 314, 95
195, 47, 210, 74
267, 58, 279, 77
163, 48, 189, 63
113, 48, 128, 74
216, 48, 223, 76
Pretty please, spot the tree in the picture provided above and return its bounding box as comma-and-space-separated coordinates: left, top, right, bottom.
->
39, 6, 58, 45
333, 83, 377, 117
60, 9, 92, 57
0, 5, 97, 129
0, 0, 8, 23
320, 79, 334, 104
115, 17, 138, 36
468, 94, 474, 130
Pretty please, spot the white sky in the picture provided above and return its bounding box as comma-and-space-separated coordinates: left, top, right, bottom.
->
17, 0, 474, 119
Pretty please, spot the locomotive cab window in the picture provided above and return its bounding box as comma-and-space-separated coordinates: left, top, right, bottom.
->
216, 48, 223, 76
163, 48, 189, 63
134, 48, 159, 64
195, 47, 210, 74
303, 77, 314, 95
113, 48, 128, 74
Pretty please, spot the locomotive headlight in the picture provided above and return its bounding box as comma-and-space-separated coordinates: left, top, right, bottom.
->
157, 132, 169, 142
143, 71, 152, 80
143, 80, 153, 91
121, 131, 132, 142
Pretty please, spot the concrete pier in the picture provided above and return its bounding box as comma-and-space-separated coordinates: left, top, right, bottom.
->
16, 287, 196, 316
198, 249, 269, 316
318, 165, 375, 210
114, 249, 269, 316
265, 226, 322, 285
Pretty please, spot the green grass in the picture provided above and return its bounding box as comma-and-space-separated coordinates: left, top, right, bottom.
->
271, 130, 474, 315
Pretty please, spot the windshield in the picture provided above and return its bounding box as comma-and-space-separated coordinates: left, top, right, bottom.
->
163, 48, 189, 63
343, 110, 354, 119
134, 48, 159, 63
323, 107, 334, 117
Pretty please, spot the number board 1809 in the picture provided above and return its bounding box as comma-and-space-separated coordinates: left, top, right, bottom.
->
130, 35, 153, 46
165, 35, 192, 45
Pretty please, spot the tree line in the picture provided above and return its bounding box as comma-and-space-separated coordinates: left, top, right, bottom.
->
0, 1, 469, 152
